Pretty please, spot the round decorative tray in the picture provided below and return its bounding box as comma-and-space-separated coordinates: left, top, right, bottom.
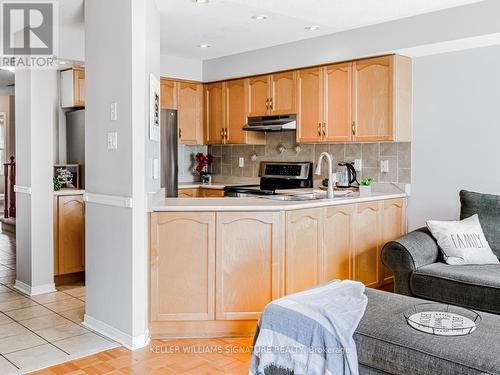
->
404, 303, 481, 336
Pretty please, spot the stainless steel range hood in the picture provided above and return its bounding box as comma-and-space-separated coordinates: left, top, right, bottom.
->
243, 114, 296, 132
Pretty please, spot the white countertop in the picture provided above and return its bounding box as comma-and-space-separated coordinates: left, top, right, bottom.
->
153, 191, 406, 212
54, 189, 85, 196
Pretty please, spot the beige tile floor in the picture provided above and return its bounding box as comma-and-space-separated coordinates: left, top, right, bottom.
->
0, 230, 119, 374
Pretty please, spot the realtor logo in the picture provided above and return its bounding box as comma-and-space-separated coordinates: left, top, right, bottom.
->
1, 1, 58, 68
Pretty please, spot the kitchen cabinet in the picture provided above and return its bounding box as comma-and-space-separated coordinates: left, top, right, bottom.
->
60, 68, 85, 108
177, 82, 203, 144
178, 188, 198, 198
322, 204, 355, 282
296, 67, 323, 143
285, 208, 323, 295
204, 82, 226, 145
297, 55, 411, 143
54, 195, 85, 276
160, 78, 177, 109
352, 55, 411, 142
216, 212, 281, 320
226, 80, 265, 145
178, 188, 225, 198
150, 212, 216, 321
353, 202, 381, 288
380, 198, 406, 285
150, 197, 407, 337
323, 63, 352, 142
247, 72, 297, 117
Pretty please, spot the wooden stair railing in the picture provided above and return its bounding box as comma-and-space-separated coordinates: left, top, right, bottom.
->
3, 156, 15, 219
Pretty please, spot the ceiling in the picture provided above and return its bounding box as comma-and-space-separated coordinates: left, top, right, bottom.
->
158, 0, 484, 60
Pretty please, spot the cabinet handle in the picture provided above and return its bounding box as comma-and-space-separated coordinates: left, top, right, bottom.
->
351, 121, 356, 135
322, 123, 326, 136
270, 97, 274, 110
265, 98, 269, 110
317, 123, 322, 137
179, 128, 182, 139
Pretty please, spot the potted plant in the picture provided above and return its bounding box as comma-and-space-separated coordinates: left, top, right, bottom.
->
359, 177, 373, 197
195, 152, 214, 184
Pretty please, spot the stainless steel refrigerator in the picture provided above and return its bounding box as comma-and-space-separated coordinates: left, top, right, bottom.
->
161, 109, 178, 197
66, 109, 85, 188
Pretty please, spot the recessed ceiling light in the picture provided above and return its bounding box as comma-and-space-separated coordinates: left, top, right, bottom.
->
305, 26, 320, 31
197, 44, 211, 49
192, 0, 209, 3
251, 15, 268, 21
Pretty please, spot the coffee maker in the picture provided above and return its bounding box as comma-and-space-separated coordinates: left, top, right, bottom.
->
336, 162, 357, 188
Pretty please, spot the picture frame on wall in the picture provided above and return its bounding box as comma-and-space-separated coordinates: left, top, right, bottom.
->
54, 164, 80, 189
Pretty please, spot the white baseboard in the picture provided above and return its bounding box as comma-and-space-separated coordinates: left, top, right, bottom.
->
83, 314, 150, 350
14, 280, 56, 296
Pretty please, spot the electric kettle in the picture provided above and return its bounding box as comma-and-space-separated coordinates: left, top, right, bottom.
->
336, 162, 357, 188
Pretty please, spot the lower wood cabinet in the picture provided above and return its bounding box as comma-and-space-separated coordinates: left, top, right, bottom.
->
54, 195, 85, 276
285, 208, 322, 295
150, 212, 216, 321
150, 198, 406, 337
177, 188, 225, 198
216, 212, 281, 320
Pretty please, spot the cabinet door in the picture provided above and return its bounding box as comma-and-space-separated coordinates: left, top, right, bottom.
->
247, 75, 270, 117
55, 195, 85, 275
353, 202, 381, 288
178, 188, 199, 198
204, 83, 225, 144
297, 67, 323, 143
380, 198, 407, 285
270, 71, 297, 115
178, 82, 203, 145
324, 63, 352, 142
74, 68, 85, 108
150, 212, 215, 321
216, 212, 281, 320
160, 79, 177, 109
353, 56, 393, 141
199, 189, 225, 198
322, 205, 354, 282
226, 79, 247, 144
285, 208, 323, 295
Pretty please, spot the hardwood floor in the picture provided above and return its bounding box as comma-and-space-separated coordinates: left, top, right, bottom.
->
30, 337, 253, 375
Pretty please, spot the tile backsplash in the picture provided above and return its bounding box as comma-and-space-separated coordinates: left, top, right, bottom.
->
178, 144, 208, 182
208, 132, 411, 187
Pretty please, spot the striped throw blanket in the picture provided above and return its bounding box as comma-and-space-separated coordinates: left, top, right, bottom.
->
249, 280, 368, 375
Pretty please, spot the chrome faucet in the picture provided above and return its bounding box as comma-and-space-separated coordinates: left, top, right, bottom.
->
315, 152, 335, 199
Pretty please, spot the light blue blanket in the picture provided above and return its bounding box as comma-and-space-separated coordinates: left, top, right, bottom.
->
249, 280, 368, 375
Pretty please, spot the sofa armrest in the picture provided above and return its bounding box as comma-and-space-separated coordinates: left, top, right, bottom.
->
381, 227, 440, 296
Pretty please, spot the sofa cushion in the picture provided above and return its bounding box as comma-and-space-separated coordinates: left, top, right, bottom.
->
355, 289, 500, 375
460, 190, 500, 259
410, 262, 500, 314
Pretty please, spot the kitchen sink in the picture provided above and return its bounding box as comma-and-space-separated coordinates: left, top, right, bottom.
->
260, 192, 328, 201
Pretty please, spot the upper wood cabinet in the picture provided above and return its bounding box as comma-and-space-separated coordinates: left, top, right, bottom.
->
54, 195, 85, 276
323, 63, 352, 142
60, 68, 85, 108
216, 212, 281, 320
297, 67, 323, 143
353, 55, 411, 142
204, 82, 226, 145
150, 212, 216, 321
297, 55, 411, 143
177, 82, 203, 145
247, 72, 297, 117
160, 79, 177, 110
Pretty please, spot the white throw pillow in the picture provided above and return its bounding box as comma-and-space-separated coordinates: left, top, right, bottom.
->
426, 214, 499, 265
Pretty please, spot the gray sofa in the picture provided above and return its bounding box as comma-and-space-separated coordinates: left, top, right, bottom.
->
382, 190, 500, 314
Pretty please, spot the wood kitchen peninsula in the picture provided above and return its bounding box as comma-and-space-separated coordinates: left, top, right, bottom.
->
149, 193, 406, 338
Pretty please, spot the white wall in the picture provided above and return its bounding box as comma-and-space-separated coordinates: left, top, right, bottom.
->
84, 0, 159, 349
409, 44, 500, 230
160, 54, 203, 81
202, 0, 500, 81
